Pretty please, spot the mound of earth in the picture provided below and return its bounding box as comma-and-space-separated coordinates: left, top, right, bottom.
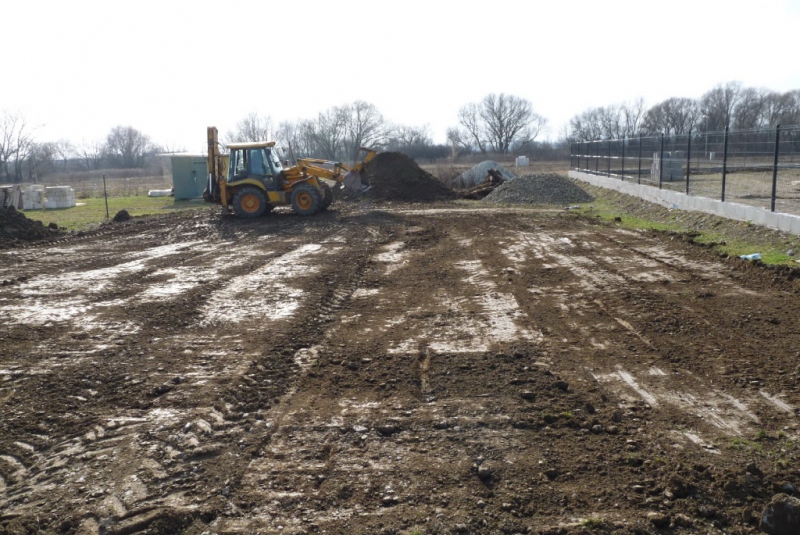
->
483, 173, 594, 205
456, 160, 516, 188
361, 152, 456, 202
0, 206, 61, 247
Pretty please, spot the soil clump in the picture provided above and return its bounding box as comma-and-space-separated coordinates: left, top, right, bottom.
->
361, 152, 456, 202
113, 209, 131, 222
0, 206, 61, 247
483, 173, 594, 205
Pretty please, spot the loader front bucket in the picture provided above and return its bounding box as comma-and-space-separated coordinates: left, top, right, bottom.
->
341, 169, 370, 195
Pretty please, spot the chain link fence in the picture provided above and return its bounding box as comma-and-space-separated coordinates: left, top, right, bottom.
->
570, 125, 800, 214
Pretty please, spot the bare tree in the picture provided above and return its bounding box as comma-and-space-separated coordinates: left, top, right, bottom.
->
456, 102, 487, 153
76, 139, 104, 170
1, 111, 34, 182
642, 97, 700, 136
27, 142, 57, 181
104, 126, 152, 168
312, 107, 348, 161
700, 81, 742, 131
389, 124, 433, 148
568, 108, 605, 141
341, 101, 388, 162
275, 119, 317, 160
53, 139, 74, 170
226, 112, 273, 143
446, 127, 472, 156
621, 98, 647, 137
455, 94, 546, 155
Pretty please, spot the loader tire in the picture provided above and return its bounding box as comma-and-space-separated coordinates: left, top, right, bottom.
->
291, 184, 322, 216
320, 183, 333, 210
232, 187, 267, 217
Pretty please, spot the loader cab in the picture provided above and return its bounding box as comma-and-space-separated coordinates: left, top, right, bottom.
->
227, 141, 284, 190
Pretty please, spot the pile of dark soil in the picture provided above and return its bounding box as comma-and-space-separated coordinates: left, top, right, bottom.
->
483, 173, 594, 205
0, 206, 61, 247
361, 152, 456, 202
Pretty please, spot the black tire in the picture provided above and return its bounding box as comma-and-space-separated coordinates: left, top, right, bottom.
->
261, 203, 275, 216
232, 187, 267, 217
291, 184, 322, 216
320, 183, 333, 210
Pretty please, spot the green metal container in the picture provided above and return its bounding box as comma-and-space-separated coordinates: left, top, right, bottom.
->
165, 155, 208, 200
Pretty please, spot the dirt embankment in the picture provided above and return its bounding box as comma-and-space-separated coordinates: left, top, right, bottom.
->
0, 206, 61, 247
361, 152, 456, 202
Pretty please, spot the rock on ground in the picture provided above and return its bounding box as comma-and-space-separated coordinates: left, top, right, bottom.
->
761, 493, 800, 535
482, 173, 594, 205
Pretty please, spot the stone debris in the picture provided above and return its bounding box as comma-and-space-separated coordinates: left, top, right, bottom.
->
483, 173, 594, 205
456, 160, 516, 188
761, 494, 800, 535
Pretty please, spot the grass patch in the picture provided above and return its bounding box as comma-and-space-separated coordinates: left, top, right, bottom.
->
573, 199, 678, 232
581, 517, 608, 529
21, 196, 208, 231
574, 199, 798, 266
691, 231, 795, 264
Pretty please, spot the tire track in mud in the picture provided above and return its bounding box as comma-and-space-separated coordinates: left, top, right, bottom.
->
0, 212, 394, 533
4, 207, 800, 534
482, 216, 797, 446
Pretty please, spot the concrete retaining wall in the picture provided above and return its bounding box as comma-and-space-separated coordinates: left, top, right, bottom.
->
569, 170, 800, 235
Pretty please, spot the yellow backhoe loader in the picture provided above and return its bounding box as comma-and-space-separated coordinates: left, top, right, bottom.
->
202, 126, 376, 217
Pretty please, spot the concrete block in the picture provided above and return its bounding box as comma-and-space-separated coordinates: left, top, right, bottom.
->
568, 170, 800, 236
44, 186, 76, 209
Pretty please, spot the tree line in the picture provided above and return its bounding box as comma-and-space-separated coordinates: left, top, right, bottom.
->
0, 115, 166, 183
1, 93, 552, 183
568, 81, 800, 141
226, 93, 548, 164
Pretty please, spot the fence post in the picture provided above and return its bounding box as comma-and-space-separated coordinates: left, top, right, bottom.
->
658, 133, 664, 189
721, 127, 729, 202
685, 129, 692, 195
638, 134, 643, 185
585, 141, 589, 171
594, 141, 599, 173
621, 136, 626, 181
771, 124, 781, 212
607, 139, 612, 177
103, 173, 109, 220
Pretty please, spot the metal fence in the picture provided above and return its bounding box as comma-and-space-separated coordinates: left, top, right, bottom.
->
570, 125, 800, 215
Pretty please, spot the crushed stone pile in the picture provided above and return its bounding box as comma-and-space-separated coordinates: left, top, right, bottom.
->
1, 206, 61, 247
482, 173, 594, 205
456, 160, 516, 188
361, 152, 456, 202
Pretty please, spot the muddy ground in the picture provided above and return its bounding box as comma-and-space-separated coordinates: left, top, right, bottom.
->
1, 201, 799, 535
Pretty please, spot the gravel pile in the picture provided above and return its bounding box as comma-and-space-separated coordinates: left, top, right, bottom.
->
362, 152, 456, 202
482, 173, 594, 205
456, 160, 516, 188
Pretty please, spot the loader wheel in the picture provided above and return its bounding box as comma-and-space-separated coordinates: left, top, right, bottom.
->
291, 184, 322, 216
232, 187, 267, 217
320, 183, 333, 210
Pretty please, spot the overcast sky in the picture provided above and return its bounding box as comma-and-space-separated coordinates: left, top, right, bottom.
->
3, 0, 800, 152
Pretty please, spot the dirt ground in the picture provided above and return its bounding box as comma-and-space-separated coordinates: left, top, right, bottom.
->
1, 200, 799, 535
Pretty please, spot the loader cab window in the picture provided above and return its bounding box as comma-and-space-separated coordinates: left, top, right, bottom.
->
267, 148, 283, 174
248, 148, 268, 177
230, 148, 273, 181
